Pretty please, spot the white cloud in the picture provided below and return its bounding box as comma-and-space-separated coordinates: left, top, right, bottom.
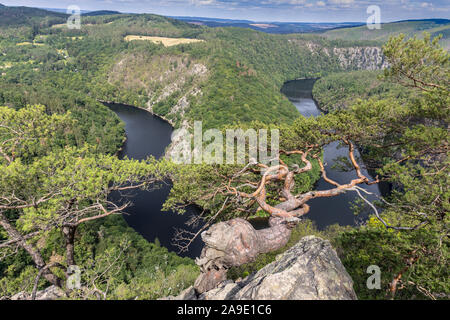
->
316, 1, 326, 6
265, 0, 307, 4
289, 0, 307, 4
328, 0, 354, 4
191, 0, 215, 6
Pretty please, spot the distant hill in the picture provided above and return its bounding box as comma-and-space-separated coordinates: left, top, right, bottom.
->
0, 4, 67, 27
83, 10, 122, 16
40, 7, 91, 14
322, 19, 450, 49
42, 8, 122, 16
171, 16, 364, 34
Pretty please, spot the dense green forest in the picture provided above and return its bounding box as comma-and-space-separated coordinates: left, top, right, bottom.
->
0, 6, 377, 129
312, 70, 413, 112
0, 5, 448, 300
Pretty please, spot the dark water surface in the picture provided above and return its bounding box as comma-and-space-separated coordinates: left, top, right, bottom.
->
106, 103, 204, 258
281, 79, 381, 229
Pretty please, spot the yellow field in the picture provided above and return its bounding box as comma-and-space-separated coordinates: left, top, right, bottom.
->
51, 23, 94, 29
51, 23, 66, 28
124, 35, 204, 47
16, 42, 45, 46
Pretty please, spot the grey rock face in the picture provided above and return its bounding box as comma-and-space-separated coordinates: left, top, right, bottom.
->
333, 47, 389, 70
230, 236, 357, 300
9, 285, 66, 300
168, 236, 357, 300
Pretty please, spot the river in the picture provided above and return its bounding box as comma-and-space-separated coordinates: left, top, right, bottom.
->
106, 78, 381, 258
106, 103, 204, 258
281, 79, 381, 229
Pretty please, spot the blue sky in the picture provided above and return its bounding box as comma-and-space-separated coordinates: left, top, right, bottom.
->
2, 0, 449, 22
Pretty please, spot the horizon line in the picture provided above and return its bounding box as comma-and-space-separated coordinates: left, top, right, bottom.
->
19, 5, 450, 24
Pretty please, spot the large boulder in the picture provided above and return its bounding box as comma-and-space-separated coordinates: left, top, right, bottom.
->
166, 236, 357, 300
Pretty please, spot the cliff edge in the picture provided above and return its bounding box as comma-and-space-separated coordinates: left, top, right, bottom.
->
164, 236, 357, 300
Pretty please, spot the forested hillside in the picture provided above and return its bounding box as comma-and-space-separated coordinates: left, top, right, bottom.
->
0, 7, 385, 130
312, 70, 412, 112
0, 4, 67, 28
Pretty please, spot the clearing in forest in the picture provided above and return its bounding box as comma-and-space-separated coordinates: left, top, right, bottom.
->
124, 35, 204, 47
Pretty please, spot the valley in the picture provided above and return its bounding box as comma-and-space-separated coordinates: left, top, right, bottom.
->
0, 3, 448, 301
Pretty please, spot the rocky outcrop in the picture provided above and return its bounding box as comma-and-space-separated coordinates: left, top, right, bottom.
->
333, 47, 388, 70
109, 53, 208, 128
7, 285, 66, 300
164, 236, 357, 300
289, 39, 388, 71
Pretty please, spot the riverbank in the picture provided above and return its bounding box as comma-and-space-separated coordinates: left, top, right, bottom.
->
106, 102, 204, 258
99, 99, 182, 161
99, 99, 176, 127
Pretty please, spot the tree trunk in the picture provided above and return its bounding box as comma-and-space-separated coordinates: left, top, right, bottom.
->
0, 213, 62, 287
194, 217, 297, 293
62, 225, 76, 267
